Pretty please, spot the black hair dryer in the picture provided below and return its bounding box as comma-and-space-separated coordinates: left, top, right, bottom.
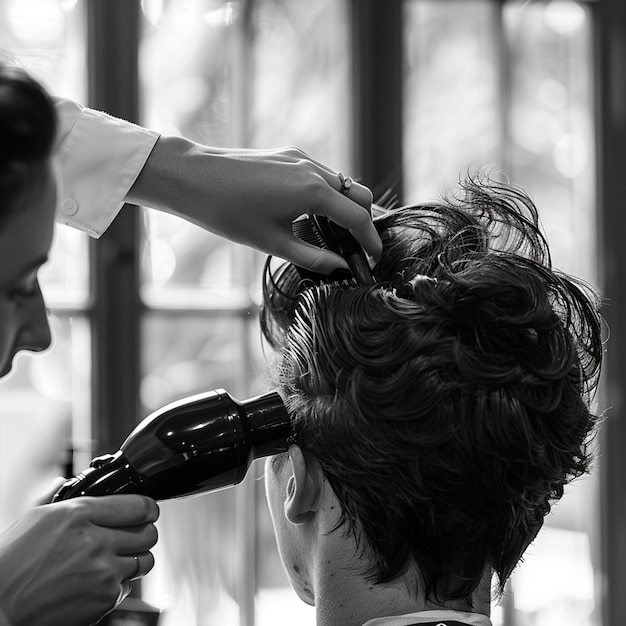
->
51, 389, 291, 502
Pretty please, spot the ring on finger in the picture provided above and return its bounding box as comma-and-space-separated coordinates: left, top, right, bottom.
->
125, 554, 142, 582
133, 554, 141, 578
338, 172, 354, 195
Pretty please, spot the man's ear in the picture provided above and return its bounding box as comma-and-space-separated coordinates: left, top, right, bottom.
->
284, 445, 324, 525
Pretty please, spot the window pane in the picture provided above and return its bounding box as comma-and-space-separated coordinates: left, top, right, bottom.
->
145, 492, 241, 625
403, 0, 502, 201
0, 0, 86, 100
250, 0, 351, 164
140, 0, 240, 144
140, 210, 253, 294
503, 0, 596, 283
140, 313, 264, 411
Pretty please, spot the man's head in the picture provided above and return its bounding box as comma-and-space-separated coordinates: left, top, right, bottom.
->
261, 176, 603, 608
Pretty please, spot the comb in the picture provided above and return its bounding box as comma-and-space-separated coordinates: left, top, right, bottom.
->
292, 215, 374, 286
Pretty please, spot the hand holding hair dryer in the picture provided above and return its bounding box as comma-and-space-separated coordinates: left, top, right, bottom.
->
52, 389, 291, 502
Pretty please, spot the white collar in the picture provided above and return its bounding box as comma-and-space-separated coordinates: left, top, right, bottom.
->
362, 609, 492, 626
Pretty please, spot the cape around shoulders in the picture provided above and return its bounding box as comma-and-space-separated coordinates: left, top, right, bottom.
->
361, 609, 493, 626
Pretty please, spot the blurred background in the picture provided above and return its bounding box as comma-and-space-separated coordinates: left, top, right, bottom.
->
0, 0, 624, 625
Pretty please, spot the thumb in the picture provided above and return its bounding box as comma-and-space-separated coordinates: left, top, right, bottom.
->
279, 236, 350, 274
39, 476, 69, 505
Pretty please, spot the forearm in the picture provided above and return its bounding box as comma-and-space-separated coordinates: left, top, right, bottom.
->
127, 136, 381, 271
52, 98, 381, 268
125, 135, 223, 230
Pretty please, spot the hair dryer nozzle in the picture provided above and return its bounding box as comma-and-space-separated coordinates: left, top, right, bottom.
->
242, 392, 292, 458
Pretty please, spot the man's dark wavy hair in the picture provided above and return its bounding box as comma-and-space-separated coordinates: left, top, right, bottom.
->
0, 63, 57, 222
260, 176, 603, 604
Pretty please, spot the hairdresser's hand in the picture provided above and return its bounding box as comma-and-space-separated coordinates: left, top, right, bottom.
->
127, 138, 383, 274
0, 495, 159, 626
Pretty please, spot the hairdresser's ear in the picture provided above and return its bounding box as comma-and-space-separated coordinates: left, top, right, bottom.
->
284, 445, 324, 525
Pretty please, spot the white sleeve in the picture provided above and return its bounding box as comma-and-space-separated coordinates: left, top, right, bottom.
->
53, 98, 160, 238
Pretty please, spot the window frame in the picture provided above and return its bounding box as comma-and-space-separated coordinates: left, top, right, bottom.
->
593, 0, 626, 624
84, 1, 625, 624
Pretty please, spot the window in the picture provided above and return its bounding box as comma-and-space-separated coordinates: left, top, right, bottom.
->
0, 1, 609, 625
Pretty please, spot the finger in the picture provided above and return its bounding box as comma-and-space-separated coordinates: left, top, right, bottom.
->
309, 172, 382, 261
346, 217, 383, 263
39, 476, 68, 504
276, 235, 350, 274
126, 552, 155, 581
342, 181, 374, 213
315, 169, 373, 213
315, 194, 383, 262
77, 495, 160, 527
112, 522, 159, 555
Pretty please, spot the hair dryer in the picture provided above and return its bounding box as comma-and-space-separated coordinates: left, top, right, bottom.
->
51, 389, 291, 502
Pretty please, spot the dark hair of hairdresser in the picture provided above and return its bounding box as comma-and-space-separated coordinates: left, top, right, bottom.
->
260, 176, 603, 605
0, 63, 57, 223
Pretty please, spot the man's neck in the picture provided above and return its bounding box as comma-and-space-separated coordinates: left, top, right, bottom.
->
301, 485, 492, 626
312, 551, 491, 626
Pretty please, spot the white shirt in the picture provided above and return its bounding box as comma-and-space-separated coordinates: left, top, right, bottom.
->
53, 98, 160, 237
362, 609, 493, 626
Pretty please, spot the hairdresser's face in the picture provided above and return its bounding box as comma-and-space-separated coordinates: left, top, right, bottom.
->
0, 163, 55, 377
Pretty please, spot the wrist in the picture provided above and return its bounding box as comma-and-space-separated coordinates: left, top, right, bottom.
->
126, 134, 200, 212
127, 135, 235, 234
